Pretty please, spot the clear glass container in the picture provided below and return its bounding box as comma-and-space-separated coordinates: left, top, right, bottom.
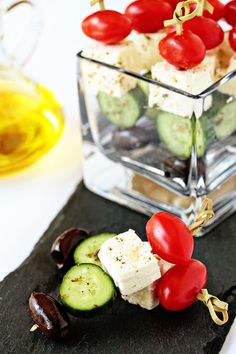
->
78, 49, 236, 235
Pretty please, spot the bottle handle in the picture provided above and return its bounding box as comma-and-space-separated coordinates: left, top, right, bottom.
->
1, 0, 41, 68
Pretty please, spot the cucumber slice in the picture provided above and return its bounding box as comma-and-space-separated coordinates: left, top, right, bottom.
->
137, 72, 159, 120
195, 120, 205, 157
195, 115, 217, 157
199, 92, 236, 141
145, 107, 159, 119
97, 87, 146, 128
156, 111, 216, 158
156, 111, 193, 159
74, 233, 116, 266
60, 264, 115, 317
213, 99, 236, 140
205, 91, 229, 118
137, 72, 151, 97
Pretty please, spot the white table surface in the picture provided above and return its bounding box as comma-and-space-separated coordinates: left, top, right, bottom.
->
0, 0, 235, 352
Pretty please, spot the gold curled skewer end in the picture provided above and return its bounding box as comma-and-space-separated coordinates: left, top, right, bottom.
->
189, 198, 215, 237
164, 0, 214, 35
201, 0, 214, 14
164, 0, 200, 35
90, 0, 105, 10
197, 289, 229, 326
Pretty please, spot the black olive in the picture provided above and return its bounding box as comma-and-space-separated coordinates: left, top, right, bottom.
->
29, 292, 70, 340
51, 228, 89, 269
112, 127, 150, 150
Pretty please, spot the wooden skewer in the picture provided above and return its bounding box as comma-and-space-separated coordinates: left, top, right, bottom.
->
30, 324, 39, 332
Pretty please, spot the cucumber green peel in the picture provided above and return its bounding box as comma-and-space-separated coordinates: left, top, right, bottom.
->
60, 264, 115, 317
97, 87, 146, 128
156, 111, 193, 158
74, 233, 116, 267
156, 110, 218, 159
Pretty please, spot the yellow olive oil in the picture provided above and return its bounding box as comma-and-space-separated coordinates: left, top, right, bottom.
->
0, 72, 64, 175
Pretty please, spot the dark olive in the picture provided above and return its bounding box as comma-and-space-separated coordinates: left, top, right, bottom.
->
51, 228, 89, 269
29, 292, 70, 340
112, 127, 150, 150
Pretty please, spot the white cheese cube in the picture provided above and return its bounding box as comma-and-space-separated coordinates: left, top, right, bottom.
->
218, 56, 236, 96
149, 56, 216, 118
128, 30, 166, 71
209, 33, 235, 81
209, 34, 236, 95
81, 40, 142, 98
98, 229, 161, 295
122, 282, 159, 310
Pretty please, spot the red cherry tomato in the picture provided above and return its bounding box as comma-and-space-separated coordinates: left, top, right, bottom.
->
125, 0, 173, 33
158, 30, 206, 69
184, 16, 224, 50
166, 0, 181, 10
81, 10, 132, 44
203, 0, 225, 21
146, 212, 194, 264
225, 0, 236, 27
229, 27, 236, 51
157, 259, 207, 311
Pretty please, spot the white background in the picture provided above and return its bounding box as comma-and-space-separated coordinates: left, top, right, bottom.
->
0, 0, 235, 352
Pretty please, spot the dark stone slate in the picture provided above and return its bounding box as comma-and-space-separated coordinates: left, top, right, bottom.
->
0, 182, 236, 354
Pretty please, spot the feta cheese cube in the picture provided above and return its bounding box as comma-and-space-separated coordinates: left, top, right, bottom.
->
98, 229, 161, 295
218, 56, 236, 96
128, 31, 166, 71
149, 56, 216, 118
209, 34, 236, 95
81, 40, 142, 97
210, 33, 235, 81
122, 282, 159, 310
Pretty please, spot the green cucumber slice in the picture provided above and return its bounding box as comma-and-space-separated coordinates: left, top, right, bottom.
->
195, 120, 205, 157
74, 233, 116, 266
145, 107, 159, 119
137, 72, 159, 120
205, 91, 228, 118
97, 87, 146, 128
199, 91, 236, 141
195, 115, 217, 157
156, 111, 216, 158
156, 111, 193, 159
213, 99, 236, 140
60, 264, 115, 317
137, 72, 151, 97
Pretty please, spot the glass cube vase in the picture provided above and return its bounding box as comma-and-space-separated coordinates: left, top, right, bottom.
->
78, 51, 236, 236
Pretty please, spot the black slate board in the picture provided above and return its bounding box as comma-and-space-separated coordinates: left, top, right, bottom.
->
1, 182, 236, 354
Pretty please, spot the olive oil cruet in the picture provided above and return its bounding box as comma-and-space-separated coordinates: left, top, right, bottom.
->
0, 0, 64, 176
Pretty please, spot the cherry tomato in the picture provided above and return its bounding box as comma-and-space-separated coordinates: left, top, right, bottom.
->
203, 0, 225, 21
166, 0, 181, 10
146, 211, 194, 264
225, 0, 236, 27
184, 16, 224, 50
229, 27, 236, 51
157, 259, 207, 311
158, 30, 206, 69
81, 10, 132, 44
125, 0, 173, 33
